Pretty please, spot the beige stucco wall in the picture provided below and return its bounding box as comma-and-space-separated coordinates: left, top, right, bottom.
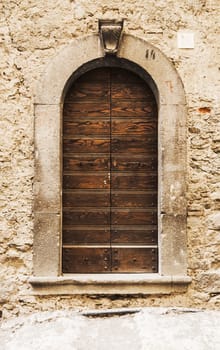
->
0, 0, 219, 318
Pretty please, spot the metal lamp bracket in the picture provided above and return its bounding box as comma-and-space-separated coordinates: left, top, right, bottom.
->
99, 19, 124, 55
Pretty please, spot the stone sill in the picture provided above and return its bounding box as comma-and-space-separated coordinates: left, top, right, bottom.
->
29, 274, 191, 295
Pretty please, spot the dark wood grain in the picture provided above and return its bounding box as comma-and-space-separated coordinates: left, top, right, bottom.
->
63, 209, 110, 225
111, 173, 157, 190
63, 102, 110, 118
111, 226, 157, 244
63, 226, 110, 244
112, 119, 156, 135
111, 191, 157, 208
111, 209, 157, 225
112, 101, 156, 118
63, 191, 110, 207
111, 155, 157, 171
111, 83, 154, 100
63, 173, 110, 189
111, 136, 157, 153
63, 138, 110, 154
62, 247, 111, 273
63, 155, 109, 171
63, 119, 110, 136
111, 247, 158, 273
65, 82, 110, 102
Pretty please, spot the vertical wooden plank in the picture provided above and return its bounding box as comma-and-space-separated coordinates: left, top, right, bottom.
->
63, 68, 111, 273
110, 68, 158, 268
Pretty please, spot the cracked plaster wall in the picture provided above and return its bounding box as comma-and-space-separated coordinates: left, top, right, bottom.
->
0, 0, 219, 318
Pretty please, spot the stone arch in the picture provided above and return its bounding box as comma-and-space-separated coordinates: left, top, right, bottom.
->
32, 34, 191, 293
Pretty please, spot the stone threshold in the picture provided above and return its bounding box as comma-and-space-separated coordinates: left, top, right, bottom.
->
29, 274, 191, 295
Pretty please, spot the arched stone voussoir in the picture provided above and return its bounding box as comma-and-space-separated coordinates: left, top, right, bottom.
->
34, 34, 104, 105
118, 34, 186, 106
34, 33, 186, 106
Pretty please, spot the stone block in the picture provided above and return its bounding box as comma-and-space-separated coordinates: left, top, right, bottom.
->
34, 104, 61, 213
33, 213, 61, 277
207, 213, 220, 230
160, 214, 187, 276
197, 272, 220, 294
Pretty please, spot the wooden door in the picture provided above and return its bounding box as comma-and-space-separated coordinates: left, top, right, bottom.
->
62, 67, 158, 273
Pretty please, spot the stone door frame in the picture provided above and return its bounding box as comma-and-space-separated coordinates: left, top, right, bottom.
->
31, 34, 191, 294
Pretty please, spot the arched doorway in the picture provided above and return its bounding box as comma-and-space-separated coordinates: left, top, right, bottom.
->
62, 66, 158, 273
32, 33, 190, 293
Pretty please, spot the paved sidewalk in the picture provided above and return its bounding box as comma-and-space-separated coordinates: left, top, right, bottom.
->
0, 308, 220, 350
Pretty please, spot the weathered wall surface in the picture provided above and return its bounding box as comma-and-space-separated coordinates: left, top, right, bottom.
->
0, 0, 219, 318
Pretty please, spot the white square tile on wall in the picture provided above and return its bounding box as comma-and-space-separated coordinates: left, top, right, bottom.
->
177, 31, 195, 49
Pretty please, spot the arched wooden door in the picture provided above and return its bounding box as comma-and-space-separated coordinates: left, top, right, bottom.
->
62, 67, 158, 273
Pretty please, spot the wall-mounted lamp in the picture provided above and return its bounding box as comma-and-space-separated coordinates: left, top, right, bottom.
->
99, 19, 124, 55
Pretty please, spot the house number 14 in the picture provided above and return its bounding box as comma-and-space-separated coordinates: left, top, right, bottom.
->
146, 49, 156, 60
